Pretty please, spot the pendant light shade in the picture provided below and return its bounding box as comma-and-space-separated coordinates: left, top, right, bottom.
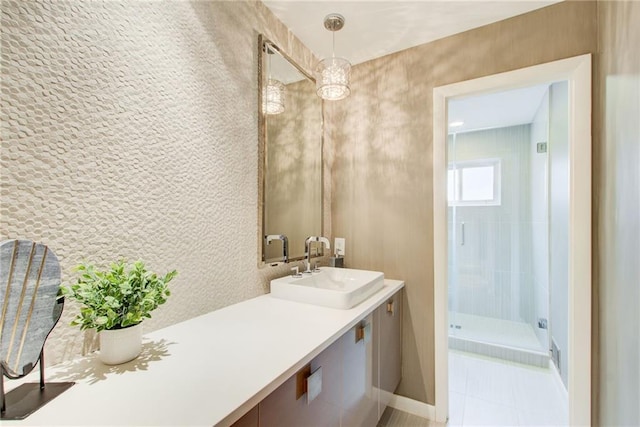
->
315, 14, 351, 101
315, 57, 351, 100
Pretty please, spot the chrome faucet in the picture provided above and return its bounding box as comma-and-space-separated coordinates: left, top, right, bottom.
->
304, 236, 331, 273
265, 234, 289, 264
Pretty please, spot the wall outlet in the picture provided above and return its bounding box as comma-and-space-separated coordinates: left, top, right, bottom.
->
334, 237, 346, 256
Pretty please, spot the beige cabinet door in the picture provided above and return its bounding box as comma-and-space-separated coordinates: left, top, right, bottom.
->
341, 313, 378, 427
259, 338, 342, 427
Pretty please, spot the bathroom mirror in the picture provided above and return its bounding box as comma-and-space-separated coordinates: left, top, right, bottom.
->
258, 36, 323, 265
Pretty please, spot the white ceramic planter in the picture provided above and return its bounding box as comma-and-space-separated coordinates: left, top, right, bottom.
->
99, 322, 142, 365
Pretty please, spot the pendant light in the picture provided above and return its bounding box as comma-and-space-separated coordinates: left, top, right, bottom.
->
315, 13, 351, 101
263, 45, 285, 115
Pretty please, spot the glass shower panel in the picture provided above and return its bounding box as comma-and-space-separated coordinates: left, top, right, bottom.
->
447, 122, 547, 353
447, 133, 460, 337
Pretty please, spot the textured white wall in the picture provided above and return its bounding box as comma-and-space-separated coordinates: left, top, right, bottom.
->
0, 0, 318, 365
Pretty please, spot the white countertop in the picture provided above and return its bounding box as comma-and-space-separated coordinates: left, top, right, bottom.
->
3, 279, 404, 427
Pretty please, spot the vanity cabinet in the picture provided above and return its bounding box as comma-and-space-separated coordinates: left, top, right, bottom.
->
232, 288, 403, 427
258, 317, 376, 427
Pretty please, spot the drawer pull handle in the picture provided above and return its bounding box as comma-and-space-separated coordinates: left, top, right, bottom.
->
355, 322, 372, 343
295, 364, 322, 404
296, 364, 311, 400
387, 300, 395, 316
306, 367, 322, 405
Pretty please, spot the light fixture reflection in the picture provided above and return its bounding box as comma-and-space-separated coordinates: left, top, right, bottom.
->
315, 14, 351, 101
263, 44, 286, 115
264, 79, 285, 115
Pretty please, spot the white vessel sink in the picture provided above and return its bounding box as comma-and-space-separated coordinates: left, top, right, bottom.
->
270, 267, 384, 309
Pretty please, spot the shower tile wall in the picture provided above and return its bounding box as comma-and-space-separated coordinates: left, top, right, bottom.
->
448, 124, 542, 341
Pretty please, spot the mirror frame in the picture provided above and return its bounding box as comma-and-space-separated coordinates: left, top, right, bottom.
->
257, 34, 325, 267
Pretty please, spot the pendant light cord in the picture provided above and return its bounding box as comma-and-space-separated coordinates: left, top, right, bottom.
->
332, 30, 336, 58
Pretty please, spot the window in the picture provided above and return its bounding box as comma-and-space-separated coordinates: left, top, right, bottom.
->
448, 158, 501, 206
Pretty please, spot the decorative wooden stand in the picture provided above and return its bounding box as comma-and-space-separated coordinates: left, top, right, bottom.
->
1, 351, 74, 420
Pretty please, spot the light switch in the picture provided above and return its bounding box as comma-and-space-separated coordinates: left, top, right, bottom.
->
334, 237, 346, 256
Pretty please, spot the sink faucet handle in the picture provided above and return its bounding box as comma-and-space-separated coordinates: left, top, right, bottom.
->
312, 262, 321, 272
291, 266, 302, 277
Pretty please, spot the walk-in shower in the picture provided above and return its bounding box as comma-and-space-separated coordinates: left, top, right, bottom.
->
447, 82, 569, 369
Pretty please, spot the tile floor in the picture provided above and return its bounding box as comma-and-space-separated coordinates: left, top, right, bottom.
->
448, 349, 568, 426
378, 350, 568, 427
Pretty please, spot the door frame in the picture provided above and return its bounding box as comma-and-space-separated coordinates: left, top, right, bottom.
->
432, 54, 592, 425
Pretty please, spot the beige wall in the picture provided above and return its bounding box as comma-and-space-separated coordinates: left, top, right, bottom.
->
0, 0, 317, 365
595, 1, 640, 425
329, 1, 597, 404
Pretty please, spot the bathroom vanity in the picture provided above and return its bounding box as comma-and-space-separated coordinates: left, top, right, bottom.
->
236, 282, 403, 427
2, 279, 403, 427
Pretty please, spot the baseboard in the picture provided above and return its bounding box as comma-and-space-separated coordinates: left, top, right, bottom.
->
387, 393, 436, 421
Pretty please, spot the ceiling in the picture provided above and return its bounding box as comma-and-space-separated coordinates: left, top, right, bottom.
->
263, 1, 561, 131
262, 1, 562, 66
448, 84, 549, 133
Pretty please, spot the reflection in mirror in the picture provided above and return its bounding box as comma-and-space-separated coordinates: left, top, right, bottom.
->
259, 36, 323, 265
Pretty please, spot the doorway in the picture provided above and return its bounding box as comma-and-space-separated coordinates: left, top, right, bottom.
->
432, 55, 591, 425
446, 82, 569, 425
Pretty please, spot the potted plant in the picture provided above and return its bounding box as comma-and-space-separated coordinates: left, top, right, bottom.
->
61, 259, 177, 365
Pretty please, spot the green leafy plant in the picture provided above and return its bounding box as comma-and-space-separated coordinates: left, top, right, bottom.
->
61, 260, 178, 332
